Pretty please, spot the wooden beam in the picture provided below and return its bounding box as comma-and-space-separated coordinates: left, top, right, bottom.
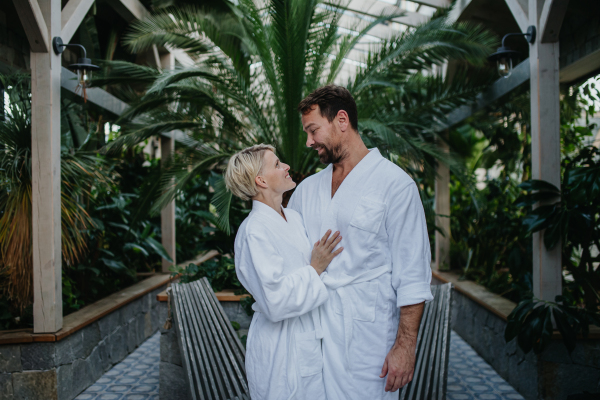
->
448, 0, 475, 23
409, 0, 451, 8
504, 0, 529, 33
31, 0, 62, 333
559, 48, 600, 83
529, 0, 562, 302
539, 0, 569, 43
12, 0, 49, 52
435, 135, 451, 271
439, 58, 530, 130
105, 0, 149, 22
160, 135, 176, 273
61, 0, 95, 44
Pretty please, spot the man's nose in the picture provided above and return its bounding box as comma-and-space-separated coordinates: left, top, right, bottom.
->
306, 133, 314, 148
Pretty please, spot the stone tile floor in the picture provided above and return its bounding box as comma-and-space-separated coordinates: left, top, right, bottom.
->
77, 330, 524, 400
448, 331, 524, 400
75, 332, 160, 400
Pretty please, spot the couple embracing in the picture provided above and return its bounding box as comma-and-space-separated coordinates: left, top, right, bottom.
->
225, 85, 433, 400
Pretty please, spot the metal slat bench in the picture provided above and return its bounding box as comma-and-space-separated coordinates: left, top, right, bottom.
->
169, 279, 451, 400
400, 282, 453, 400
170, 278, 250, 400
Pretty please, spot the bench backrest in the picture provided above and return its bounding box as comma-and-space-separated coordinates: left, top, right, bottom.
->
399, 283, 453, 400
171, 278, 250, 400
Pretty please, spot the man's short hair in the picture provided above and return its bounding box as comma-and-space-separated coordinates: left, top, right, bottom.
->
298, 85, 358, 131
225, 144, 275, 200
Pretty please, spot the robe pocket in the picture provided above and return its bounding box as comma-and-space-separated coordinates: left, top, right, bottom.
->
350, 197, 386, 234
295, 331, 323, 377
334, 281, 379, 323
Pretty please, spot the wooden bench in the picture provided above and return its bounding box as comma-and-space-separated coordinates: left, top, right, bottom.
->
169, 279, 452, 400
170, 278, 250, 400
400, 282, 453, 400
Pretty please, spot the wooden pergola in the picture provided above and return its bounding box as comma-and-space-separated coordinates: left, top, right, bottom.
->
8, 0, 595, 334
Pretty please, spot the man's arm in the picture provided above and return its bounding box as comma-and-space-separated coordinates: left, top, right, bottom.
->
380, 302, 425, 392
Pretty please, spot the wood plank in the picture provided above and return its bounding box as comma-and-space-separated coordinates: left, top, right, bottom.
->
559, 48, 600, 83
31, 0, 62, 333
440, 58, 530, 130
56, 274, 171, 340
160, 135, 176, 272
105, 0, 150, 22
504, 0, 529, 33
529, 0, 562, 302
12, 0, 49, 52
432, 271, 517, 321
434, 136, 451, 271
410, 0, 451, 8
61, 0, 95, 44
539, 0, 569, 43
214, 289, 250, 302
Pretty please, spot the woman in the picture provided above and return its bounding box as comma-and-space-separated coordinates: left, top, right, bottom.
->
225, 144, 342, 400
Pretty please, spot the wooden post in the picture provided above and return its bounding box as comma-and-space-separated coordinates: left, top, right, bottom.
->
20, 0, 63, 332
529, 0, 562, 301
435, 135, 451, 271
160, 135, 176, 272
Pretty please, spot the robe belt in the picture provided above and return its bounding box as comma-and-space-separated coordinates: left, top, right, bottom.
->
320, 264, 393, 368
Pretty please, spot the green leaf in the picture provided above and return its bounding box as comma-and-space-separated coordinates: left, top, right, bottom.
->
144, 236, 174, 262
518, 179, 560, 194
211, 175, 233, 235
522, 205, 557, 233
231, 321, 240, 331
553, 308, 577, 353
505, 299, 536, 342
123, 243, 150, 257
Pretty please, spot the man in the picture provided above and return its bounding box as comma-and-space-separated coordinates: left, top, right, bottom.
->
288, 85, 433, 400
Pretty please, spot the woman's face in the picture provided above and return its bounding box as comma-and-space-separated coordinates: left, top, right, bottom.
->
258, 151, 296, 194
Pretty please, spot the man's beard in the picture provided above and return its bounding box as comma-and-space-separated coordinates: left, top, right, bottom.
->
316, 143, 346, 164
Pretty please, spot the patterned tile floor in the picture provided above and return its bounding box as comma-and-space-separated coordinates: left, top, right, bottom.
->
77, 330, 524, 400
448, 332, 524, 400
76, 332, 160, 400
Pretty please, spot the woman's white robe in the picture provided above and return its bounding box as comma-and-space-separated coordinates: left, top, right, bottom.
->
234, 200, 329, 400
288, 148, 434, 400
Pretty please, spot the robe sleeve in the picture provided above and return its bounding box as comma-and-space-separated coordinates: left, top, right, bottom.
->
236, 232, 328, 323
386, 182, 433, 308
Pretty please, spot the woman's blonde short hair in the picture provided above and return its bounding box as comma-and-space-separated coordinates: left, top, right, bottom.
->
225, 144, 276, 200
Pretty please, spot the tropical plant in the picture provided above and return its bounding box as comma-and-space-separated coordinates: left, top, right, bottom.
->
505, 145, 600, 354
0, 74, 113, 311
92, 0, 497, 231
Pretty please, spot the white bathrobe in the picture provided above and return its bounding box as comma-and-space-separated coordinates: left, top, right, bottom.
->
234, 200, 329, 400
288, 148, 434, 400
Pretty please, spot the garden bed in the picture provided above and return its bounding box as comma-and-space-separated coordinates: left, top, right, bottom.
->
433, 271, 600, 400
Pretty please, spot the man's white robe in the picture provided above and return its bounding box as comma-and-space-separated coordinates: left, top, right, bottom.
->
288, 148, 433, 400
234, 200, 329, 400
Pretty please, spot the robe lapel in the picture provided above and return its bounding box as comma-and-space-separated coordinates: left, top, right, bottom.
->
251, 201, 302, 254
319, 149, 384, 235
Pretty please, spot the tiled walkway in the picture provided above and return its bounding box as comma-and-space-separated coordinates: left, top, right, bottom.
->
76, 332, 160, 400
78, 330, 524, 400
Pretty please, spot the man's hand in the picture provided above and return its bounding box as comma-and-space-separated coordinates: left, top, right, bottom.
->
380, 339, 416, 392
380, 302, 424, 392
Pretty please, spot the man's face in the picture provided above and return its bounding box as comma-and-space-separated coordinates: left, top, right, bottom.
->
301, 105, 345, 164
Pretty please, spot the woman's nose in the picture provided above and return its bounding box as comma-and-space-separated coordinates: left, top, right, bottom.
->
284, 164, 290, 171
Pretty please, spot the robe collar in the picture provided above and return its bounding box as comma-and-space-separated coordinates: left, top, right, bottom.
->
318, 148, 384, 234
251, 200, 311, 259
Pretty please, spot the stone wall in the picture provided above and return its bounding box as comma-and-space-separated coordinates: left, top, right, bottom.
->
0, 285, 167, 400
435, 278, 600, 399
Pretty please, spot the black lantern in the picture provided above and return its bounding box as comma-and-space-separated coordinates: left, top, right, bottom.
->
52, 37, 99, 101
488, 26, 536, 78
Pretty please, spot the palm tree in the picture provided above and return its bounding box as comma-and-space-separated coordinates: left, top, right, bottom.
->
0, 74, 113, 311
95, 0, 497, 232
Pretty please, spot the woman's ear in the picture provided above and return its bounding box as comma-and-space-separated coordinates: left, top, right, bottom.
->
255, 174, 268, 189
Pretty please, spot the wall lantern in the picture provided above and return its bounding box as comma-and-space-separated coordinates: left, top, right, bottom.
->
488, 26, 536, 78
52, 37, 99, 101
